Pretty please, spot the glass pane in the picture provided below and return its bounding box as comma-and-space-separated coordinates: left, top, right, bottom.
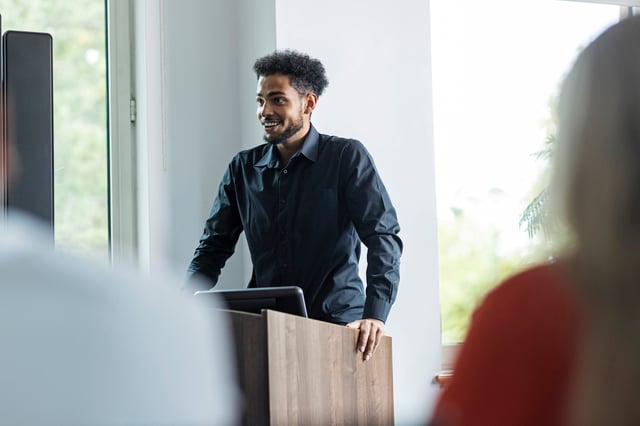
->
430, 1, 621, 343
0, 0, 109, 260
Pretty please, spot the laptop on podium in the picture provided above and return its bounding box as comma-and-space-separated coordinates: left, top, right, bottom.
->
194, 285, 308, 318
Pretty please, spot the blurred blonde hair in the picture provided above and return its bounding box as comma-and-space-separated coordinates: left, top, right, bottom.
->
550, 14, 640, 426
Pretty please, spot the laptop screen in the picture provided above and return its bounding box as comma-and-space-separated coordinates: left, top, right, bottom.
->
194, 286, 308, 318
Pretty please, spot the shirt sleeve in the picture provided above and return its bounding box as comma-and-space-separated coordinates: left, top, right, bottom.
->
186, 163, 244, 291
341, 141, 403, 322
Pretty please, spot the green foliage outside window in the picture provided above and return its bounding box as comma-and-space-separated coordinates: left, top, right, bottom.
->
0, 0, 108, 259
438, 207, 550, 343
440, 94, 559, 344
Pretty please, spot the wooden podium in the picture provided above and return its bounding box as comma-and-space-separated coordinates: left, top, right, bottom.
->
227, 309, 394, 426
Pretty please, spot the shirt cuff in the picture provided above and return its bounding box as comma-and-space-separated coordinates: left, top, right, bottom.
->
363, 297, 392, 323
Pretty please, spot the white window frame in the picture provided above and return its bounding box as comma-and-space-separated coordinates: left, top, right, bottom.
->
106, 0, 137, 266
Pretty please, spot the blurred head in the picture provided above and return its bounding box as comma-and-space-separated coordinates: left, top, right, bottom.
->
551, 15, 640, 297
550, 15, 640, 426
1, 96, 22, 192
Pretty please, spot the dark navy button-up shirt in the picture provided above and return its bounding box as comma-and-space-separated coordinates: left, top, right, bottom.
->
187, 125, 402, 324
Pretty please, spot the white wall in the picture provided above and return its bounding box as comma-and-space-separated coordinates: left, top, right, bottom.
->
133, 0, 275, 288
133, 0, 442, 423
275, 1, 441, 424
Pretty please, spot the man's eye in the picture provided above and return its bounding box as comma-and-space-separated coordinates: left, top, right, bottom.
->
274, 97, 286, 104
256, 99, 264, 106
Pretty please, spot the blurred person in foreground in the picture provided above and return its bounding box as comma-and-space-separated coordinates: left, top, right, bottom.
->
0, 113, 239, 424
430, 15, 640, 426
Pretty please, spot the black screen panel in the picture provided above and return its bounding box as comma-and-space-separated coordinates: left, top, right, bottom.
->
194, 286, 309, 318
3, 30, 54, 226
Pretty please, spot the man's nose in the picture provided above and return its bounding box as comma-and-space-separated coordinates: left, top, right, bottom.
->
258, 102, 272, 118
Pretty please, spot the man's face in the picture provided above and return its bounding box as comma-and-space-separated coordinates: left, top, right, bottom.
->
256, 73, 311, 146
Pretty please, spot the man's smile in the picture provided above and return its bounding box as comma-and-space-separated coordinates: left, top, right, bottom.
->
262, 120, 281, 132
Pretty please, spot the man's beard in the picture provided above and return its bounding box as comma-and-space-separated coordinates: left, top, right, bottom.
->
263, 115, 304, 145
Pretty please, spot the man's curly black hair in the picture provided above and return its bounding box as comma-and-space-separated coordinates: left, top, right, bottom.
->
253, 49, 329, 97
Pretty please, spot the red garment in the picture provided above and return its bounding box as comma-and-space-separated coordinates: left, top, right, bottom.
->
432, 263, 582, 426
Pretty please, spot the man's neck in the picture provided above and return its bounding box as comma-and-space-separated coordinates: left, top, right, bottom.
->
277, 143, 299, 167
277, 127, 310, 166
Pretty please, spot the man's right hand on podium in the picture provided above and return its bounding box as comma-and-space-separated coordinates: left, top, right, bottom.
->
345, 318, 385, 361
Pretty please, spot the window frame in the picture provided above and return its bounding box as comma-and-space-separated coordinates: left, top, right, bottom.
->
106, 0, 137, 266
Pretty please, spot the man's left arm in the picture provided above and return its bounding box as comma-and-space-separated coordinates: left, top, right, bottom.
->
342, 141, 403, 360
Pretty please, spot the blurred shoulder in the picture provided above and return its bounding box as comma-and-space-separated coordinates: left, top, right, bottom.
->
477, 261, 578, 322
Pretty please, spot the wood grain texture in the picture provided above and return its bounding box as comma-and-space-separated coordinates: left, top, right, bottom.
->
227, 310, 269, 426
264, 310, 394, 426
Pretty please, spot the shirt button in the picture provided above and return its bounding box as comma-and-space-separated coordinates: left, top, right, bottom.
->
282, 169, 288, 174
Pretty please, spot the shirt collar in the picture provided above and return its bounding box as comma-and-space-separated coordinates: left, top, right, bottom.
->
255, 124, 320, 168
255, 144, 279, 168
299, 125, 320, 162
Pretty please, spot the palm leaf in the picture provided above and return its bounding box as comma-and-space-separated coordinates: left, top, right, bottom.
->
518, 188, 549, 240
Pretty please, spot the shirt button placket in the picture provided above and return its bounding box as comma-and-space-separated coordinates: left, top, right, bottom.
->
277, 167, 290, 276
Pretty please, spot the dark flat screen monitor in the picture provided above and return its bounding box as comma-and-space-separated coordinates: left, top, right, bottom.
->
194, 286, 308, 318
3, 30, 54, 226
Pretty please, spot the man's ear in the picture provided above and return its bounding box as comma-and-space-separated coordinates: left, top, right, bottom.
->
304, 92, 318, 115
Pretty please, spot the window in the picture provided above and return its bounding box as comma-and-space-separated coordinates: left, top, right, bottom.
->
0, 0, 109, 260
430, 1, 625, 344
